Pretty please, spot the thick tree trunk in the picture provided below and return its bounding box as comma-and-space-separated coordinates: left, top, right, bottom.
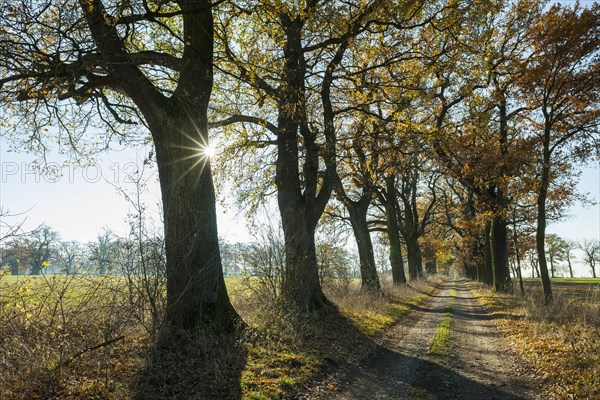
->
9, 262, 19, 276
278, 198, 327, 310
490, 217, 511, 292
464, 238, 480, 280
384, 177, 407, 285
276, 134, 328, 310
347, 203, 381, 292
154, 109, 240, 333
465, 262, 477, 280
406, 235, 423, 280
30, 263, 42, 275
536, 133, 553, 303
463, 247, 477, 280
388, 229, 406, 285
275, 17, 328, 310
81, 0, 243, 334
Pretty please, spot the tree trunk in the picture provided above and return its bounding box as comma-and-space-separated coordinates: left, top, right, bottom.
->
348, 203, 381, 292
384, 177, 407, 285
490, 217, 511, 292
82, 0, 242, 334
512, 223, 525, 297
273, 16, 329, 311
154, 108, 240, 333
276, 105, 327, 310
278, 202, 327, 310
463, 193, 479, 280
9, 262, 19, 276
463, 239, 479, 280
549, 253, 555, 278
425, 259, 437, 275
388, 230, 406, 285
482, 221, 494, 285
567, 257, 574, 278
406, 235, 423, 280
30, 263, 42, 276
536, 131, 553, 303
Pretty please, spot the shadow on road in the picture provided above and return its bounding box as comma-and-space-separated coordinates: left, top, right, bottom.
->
326, 344, 529, 400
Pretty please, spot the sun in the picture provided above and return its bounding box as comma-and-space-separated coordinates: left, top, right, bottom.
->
200, 143, 217, 159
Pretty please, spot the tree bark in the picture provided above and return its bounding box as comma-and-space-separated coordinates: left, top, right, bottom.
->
512, 218, 525, 297
464, 237, 480, 280
406, 235, 423, 280
567, 256, 574, 278
155, 108, 239, 332
278, 202, 327, 310
534, 261, 540, 278
347, 202, 381, 292
397, 172, 427, 281
490, 217, 511, 292
535, 125, 554, 303
536, 130, 553, 303
276, 15, 328, 310
384, 177, 407, 285
482, 221, 494, 285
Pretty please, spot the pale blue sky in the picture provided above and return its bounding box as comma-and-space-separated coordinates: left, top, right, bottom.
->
0, 139, 249, 243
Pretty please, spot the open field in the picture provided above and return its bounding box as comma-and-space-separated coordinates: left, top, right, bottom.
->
518, 278, 600, 304
522, 277, 600, 283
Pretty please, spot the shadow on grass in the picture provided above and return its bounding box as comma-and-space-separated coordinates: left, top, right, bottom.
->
130, 304, 381, 400
263, 304, 380, 397
132, 330, 248, 400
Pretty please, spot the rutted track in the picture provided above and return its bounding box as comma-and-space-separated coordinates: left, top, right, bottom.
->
316, 279, 540, 400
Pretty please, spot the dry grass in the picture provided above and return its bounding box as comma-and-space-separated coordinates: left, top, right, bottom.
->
0, 273, 438, 400
472, 281, 600, 400
0, 274, 148, 399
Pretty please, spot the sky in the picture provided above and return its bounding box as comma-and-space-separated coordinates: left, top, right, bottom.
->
1, 134, 598, 277
0, 139, 250, 244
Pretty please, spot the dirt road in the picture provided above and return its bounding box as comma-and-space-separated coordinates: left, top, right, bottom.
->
316, 279, 540, 400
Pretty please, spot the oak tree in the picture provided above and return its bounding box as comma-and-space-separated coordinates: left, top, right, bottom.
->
519, 3, 600, 301
0, 0, 241, 333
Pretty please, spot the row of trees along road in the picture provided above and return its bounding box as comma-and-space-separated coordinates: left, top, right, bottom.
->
0, 0, 598, 337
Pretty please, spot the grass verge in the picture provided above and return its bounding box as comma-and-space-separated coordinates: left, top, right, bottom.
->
469, 281, 600, 400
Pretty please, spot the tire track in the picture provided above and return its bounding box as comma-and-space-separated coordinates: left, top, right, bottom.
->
317, 279, 540, 400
